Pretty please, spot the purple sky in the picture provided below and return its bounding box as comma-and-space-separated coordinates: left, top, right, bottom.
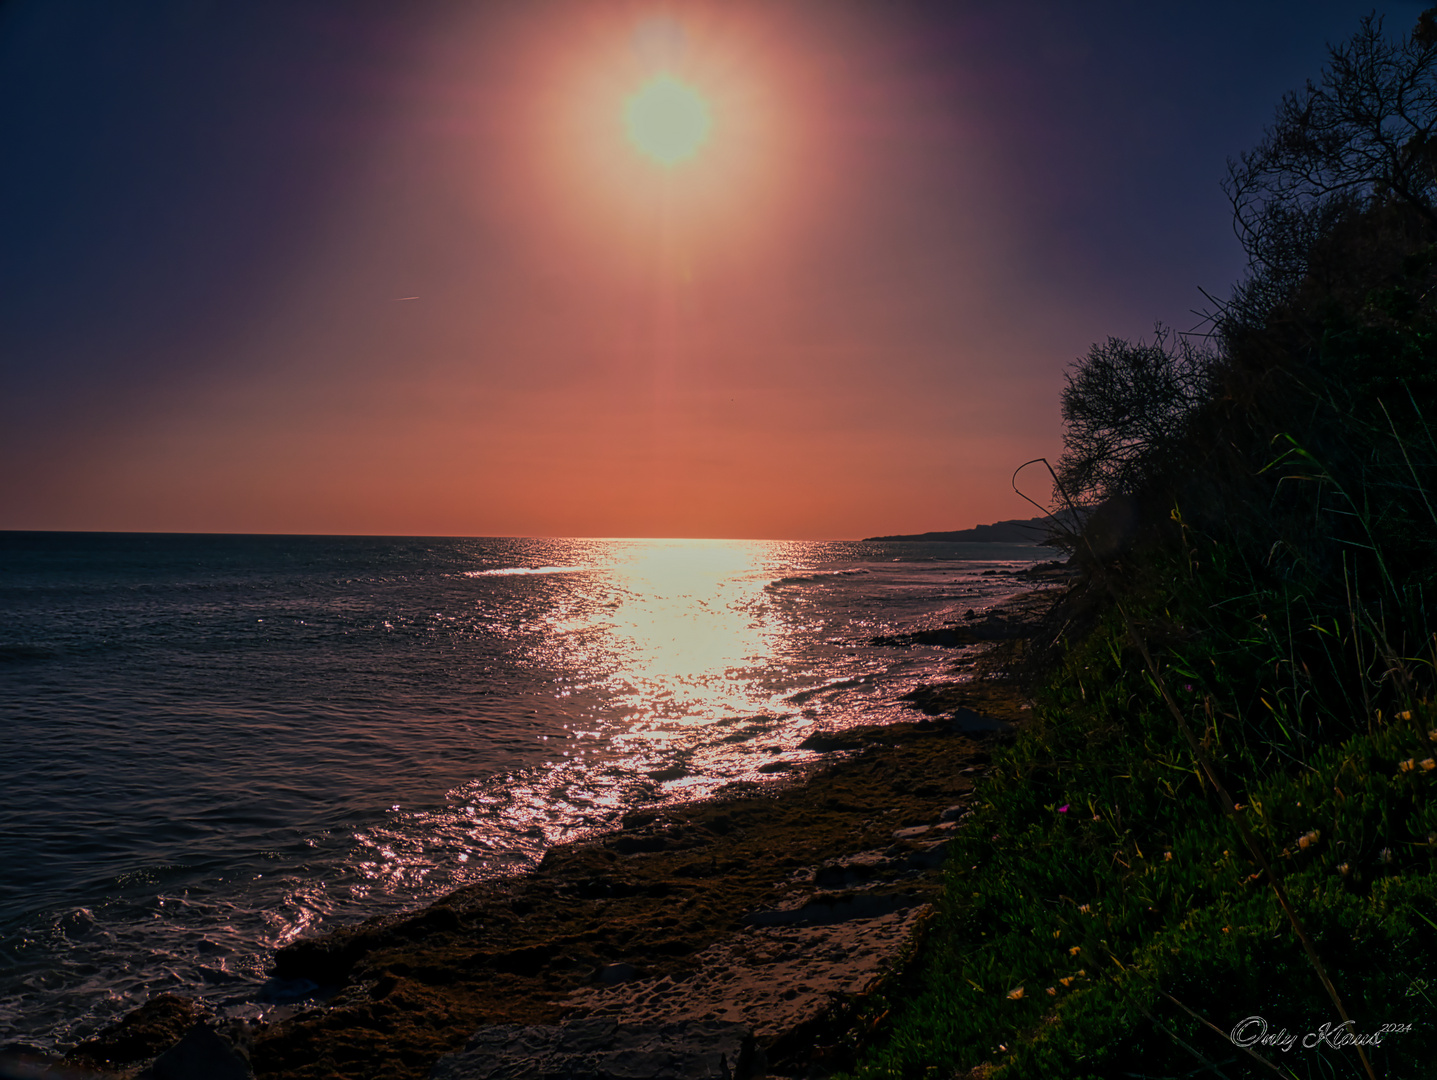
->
1, 1, 1422, 538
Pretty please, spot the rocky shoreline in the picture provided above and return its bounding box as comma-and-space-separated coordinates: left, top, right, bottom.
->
21, 579, 1063, 1080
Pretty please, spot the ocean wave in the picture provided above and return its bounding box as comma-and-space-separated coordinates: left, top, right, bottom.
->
765, 568, 870, 589
464, 566, 593, 577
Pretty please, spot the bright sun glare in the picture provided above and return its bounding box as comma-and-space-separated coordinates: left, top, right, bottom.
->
624, 75, 712, 166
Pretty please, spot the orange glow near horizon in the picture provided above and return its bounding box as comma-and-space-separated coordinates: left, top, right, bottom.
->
2, 2, 1070, 539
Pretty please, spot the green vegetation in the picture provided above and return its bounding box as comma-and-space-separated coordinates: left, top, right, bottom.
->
847, 11, 1437, 1079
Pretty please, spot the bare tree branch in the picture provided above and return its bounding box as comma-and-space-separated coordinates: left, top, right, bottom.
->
1057, 327, 1213, 504
1225, 11, 1437, 323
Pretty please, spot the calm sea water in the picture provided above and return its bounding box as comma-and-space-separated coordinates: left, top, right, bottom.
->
0, 532, 1050, 1049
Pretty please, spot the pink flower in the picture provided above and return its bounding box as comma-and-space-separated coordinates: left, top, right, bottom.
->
1058, 804, 1070, 813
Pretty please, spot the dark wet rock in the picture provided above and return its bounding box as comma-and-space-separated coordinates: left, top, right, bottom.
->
1021, 559, 1075, 581
489, 945, 555, 977
141, 1024, 252, 1080
257, 976, 322, 1005
1, 1046, 109, 1079
901, 687, 1014, 733
813, 850, 898, 888
272, 905, 464, 985
429, 1019, 758, 1080
904, 841, 952, 870
567, 878, 646, 900
900, 685, 969, 715
946, 707, 1011, 735
743, 890, 920, 926
58, 909, 96, 939
598, 963, 638, 985
940, 804, 969, 822
891, 825, 932, 841
870, 627, 975, 647
67, 995, 208, 1069
796, 731, 865, 753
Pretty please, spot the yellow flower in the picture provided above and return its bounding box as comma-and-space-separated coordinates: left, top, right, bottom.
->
1164, 851, 1173, 861
1297, 830, 1320, 849
1046, 986, 1057, 996
1338, 862, 1351, 876
1422, 759, 1436, 772
1059, 976, 1075, 987
1078, 904, 1092, 913
1400, 759, 1416, 773
1069, 946, 1081, 956
1007, 987, 1025, 1000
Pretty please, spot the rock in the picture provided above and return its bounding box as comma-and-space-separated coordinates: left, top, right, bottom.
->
491, 944, 555, 976
813, 850, 897, 887
743, 890, 919, 926
891, 825, 931, 841
756, 760, 795, 773
1, 1047, 106, 1079
870, 628, 973, 648
904, 840, 951, 870
565, 906, 930, 1073
939, 805, 969, 822
946, 707, 1011, 734
796, 732, 865, 753
599, 963, 639, 985
609, 825, 711, 856
143, 1023, 252, 1080
430, 1019, 759, 1080
67, 994, 208, 1069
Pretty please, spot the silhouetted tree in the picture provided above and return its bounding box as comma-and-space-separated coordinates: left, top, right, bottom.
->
1056, 328, 1212, 505
1226, 9, 1437, 324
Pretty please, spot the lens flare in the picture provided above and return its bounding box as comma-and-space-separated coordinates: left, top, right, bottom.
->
624, 75, 712, 165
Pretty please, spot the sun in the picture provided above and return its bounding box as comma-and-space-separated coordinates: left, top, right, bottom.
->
624, 75, 712, 166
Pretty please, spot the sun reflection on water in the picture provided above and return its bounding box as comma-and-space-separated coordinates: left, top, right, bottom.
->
341, 539, 1046, 941
591, 539, 776, 725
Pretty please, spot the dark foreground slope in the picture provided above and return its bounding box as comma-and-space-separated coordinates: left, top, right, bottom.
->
844, 15, 1437, 1077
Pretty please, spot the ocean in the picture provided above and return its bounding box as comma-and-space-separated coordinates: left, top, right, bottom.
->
0, 532, 1050, 1050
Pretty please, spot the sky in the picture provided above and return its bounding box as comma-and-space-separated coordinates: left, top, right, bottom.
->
0, 1, 1426, 540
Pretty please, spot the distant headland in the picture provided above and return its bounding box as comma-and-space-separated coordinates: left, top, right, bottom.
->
863, 513, 1067, 545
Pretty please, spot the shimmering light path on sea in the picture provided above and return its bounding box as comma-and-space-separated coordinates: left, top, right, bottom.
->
0, 533, 1051, 1047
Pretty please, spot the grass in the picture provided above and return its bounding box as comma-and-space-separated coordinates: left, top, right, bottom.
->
839, 180, 1437, 1077
840, 526, 1437, 1079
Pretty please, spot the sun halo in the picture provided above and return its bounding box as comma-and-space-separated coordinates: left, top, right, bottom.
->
624, 75, 712, 166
